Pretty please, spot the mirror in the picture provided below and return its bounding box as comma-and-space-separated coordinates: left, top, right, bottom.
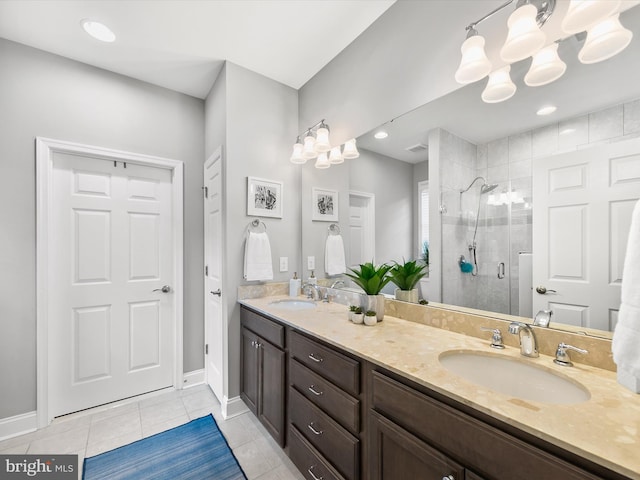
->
301, 5, 640, 338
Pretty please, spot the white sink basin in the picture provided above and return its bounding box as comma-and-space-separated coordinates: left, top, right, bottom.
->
268, 299, 316, 311
439, 350, 590, 405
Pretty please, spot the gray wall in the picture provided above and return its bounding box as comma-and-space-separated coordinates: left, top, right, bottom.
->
349, 148, 413, 266
0, 39, 204, 419
205, 62, 299, 399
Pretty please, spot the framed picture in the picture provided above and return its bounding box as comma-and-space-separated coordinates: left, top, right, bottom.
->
312, 187, 339, 221
247, 176, 283, 218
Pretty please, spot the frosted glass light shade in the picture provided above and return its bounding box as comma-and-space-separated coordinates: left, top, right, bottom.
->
342, 139, 360, 159
81, 19, 116, 42
314, 126, 331, 152
578, 14, 632, 64
524, 43, 567, 86
315, 152, 330, 169
482, 66, 517, 103
302, 134, 318, 160
329, 146, 344, 164
500, 4, 546, 62
562, 0, 621, 34
290, 141, 305, 164
455, 34, 492, 84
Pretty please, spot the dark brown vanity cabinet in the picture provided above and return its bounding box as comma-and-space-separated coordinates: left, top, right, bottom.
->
368, 368, 619, 480
240, 307, 286, 446
288, 331, 362, 480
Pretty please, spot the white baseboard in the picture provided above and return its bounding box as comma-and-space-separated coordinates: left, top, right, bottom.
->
182, 369, 205, 389
222, 395, 249, 419
0, 411, 37, 441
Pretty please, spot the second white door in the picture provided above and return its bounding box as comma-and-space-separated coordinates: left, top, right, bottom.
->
204, 148, 225, 403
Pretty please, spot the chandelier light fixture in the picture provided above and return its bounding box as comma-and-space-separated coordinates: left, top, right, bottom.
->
454, 0, 633, 104
289, 119, 359, 167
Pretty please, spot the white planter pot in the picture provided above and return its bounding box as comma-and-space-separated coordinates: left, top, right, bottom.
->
364, 315, 377, 326
395, 288, 419, 304
352, 313, 364, 324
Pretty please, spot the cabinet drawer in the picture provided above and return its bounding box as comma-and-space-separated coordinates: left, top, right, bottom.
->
290, 331, 360, 396
290, 359, 360, 435
241, 307, 284, 348
289, 425, 346, 480
289, 387, 359, 480
371, 371, 601, 480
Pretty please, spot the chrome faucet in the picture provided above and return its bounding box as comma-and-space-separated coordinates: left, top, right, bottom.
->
508, 322, 539, 358
302, 283, 322, 301
330, 280, 345, 289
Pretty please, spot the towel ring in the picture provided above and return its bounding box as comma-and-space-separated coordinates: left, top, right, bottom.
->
248, 218, 267, 233
328, 223, 340, 235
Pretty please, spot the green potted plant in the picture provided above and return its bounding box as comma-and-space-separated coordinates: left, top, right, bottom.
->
364, 310, 377, 326
348, 305, 358, 322
345, 262, 392, 321
389, 259, 429, 303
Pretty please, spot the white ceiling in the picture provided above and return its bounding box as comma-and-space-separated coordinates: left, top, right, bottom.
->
0, 0, 395, 99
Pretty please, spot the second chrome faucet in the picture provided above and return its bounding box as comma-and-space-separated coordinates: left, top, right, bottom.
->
508, 322, 539, 358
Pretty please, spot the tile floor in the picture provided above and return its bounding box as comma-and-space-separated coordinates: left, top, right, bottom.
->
0, 385, 305, 480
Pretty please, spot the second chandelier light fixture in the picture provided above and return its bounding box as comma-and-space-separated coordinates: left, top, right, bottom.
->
290, 119, 360, 168
455, 0, 633, 103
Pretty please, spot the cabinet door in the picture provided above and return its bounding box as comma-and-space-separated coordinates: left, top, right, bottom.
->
259, 339, 286, 446
369, 410, 465, 480
241, 327, 259, 414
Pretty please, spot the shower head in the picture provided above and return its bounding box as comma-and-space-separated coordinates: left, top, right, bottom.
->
460, 176, 497, 194
480, 183, 499, 194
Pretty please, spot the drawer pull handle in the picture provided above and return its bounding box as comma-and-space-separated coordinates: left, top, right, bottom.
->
308, 353, 323, 363
308, 422, 323, 435
308, 385, 323, 396
442, 475, 455, 480
308, 466, 323, 480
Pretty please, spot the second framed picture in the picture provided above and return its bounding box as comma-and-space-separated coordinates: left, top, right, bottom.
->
312, 187, 338, 222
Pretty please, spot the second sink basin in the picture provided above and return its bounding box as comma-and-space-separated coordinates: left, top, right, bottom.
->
439, 350, 590, 405
268, 299, 316, 311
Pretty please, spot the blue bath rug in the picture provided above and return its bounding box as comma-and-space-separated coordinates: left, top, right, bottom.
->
83, 414, 246, 480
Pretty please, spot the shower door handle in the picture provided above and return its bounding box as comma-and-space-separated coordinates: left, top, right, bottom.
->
497, 262, 505, 279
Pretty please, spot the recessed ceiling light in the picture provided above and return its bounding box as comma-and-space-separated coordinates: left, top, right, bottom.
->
536, 105, 557, 116
81, 19, 116, 43
374, 131, 388, 139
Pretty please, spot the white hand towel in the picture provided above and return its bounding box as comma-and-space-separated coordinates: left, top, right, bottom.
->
244, 231, 273, 281
613, 198, 640, 379
325, 234, 346, 276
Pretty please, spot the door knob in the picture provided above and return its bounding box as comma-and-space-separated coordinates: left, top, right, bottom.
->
535, 286, 557, 294
153, 285, 171, 293
210, 289, 222, 296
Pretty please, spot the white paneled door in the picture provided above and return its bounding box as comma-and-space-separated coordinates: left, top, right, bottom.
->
47, 149, 176, 418
204, 148, 224, 403
533, 137, 640, 331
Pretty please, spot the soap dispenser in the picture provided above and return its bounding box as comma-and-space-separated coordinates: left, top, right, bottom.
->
289, 272, 301, 297
307, 270, 317, 285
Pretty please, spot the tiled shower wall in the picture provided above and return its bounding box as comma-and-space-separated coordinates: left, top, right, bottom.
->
439, 98, 640, 316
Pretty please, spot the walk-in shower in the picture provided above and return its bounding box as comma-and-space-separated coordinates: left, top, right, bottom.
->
459, 177, 498, 276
